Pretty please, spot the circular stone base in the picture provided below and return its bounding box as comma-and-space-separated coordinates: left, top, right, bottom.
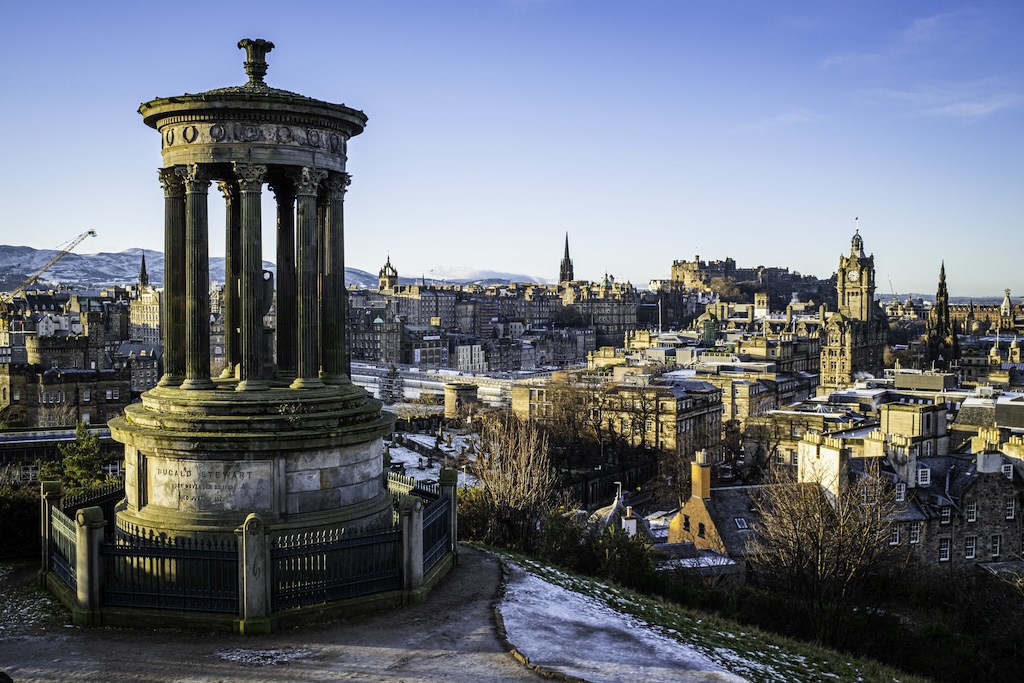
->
109, 380, 396, 538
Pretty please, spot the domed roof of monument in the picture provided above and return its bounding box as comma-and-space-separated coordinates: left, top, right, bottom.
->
139, 38, 366, 135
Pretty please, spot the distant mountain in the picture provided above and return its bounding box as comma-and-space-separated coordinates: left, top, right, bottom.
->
0, 245, 540, 292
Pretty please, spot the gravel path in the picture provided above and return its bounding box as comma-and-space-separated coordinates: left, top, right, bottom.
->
0, 546, 543, 683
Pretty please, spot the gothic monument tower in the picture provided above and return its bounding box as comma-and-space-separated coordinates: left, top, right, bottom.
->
925, 262, 959, 369
110, 40, 395, 538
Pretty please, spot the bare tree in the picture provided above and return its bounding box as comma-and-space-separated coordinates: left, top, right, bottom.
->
746, 459, 909, 646
467, 413, 559, 549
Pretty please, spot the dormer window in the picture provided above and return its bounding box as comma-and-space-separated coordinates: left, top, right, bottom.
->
916, 464, 931, 486
734, 518, 748, 530
1002, 463, 1014, 481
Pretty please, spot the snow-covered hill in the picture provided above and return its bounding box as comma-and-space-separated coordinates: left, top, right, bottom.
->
0, 244, 545, 291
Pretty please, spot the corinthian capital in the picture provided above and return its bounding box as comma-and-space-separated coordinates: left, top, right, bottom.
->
233, 162, 268, 191
176, 163, 212, 192
217, 180, 239, 203
158, 167, 185, 198
322, 172, 352, 199
291, 167, 328, 197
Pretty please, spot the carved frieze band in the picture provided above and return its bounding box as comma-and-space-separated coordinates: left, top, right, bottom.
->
158, 168, 185, 199
161, 122, 347, 155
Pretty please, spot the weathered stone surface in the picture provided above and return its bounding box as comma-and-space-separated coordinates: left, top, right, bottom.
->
147, 457, 274, 512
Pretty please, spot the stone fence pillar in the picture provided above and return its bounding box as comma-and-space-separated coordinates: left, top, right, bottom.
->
236, 513, 272, 634
39, 481, 63, 583
400, 496, 424, 592
439, 468, 459, 566
73, 506, 105, 626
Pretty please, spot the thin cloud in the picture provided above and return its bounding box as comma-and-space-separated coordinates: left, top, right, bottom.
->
733, 108, 817, 133
821, 10, 978, 70
865, 80, 1022, 120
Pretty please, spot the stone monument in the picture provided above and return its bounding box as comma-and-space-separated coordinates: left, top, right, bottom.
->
110, 39, 395, 538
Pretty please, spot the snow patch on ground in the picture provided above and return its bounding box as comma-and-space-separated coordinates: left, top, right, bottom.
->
215, 647, 313, 666
499, 563, 749, 683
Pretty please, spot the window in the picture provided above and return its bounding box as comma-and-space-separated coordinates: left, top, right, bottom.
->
683, 515, 690, 532
889, 527, 900, 545
895, 483, 906, 503
909, 522, 921, 544
106, 389, 113, 400
940, 507, 951, 524
790, 450, 798, 467
698, 522, 706, 538
1006, 498, 1016, 520
917, 464, 931, 486
734, 518, 748, 530
113, 388, 120, 400
966, 500, 977, 522
965, 536, 976, 559
939, 538, 951, 561
992, 535, 1002, 558
1003, 464, 1014, 481
12, 390, 18, 402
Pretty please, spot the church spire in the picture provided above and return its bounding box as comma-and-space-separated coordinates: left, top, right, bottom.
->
138, 250, 150, 288
559, 233, 574, 283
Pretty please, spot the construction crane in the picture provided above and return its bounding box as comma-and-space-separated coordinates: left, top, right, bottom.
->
1, 229, 97, 306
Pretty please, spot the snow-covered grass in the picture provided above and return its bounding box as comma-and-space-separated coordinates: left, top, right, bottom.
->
495, 551, 928, 683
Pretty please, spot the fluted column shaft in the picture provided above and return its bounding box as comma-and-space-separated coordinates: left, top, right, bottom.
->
321, 172, 351, 384
291, 167, 327, 389
270, 181, 297, 376
234, 163, 269, 391
178, 164, 213, 390
158, 168, 185, 386
219, 181, 241, 379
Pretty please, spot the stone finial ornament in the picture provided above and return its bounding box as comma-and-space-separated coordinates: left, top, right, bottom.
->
238, 38, 275, 86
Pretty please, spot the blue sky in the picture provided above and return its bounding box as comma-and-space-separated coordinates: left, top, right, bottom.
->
1, 1, 1021, 297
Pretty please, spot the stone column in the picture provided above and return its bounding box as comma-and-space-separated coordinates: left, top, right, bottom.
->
291, 167, 327, 389
270, 180, 297, 376
73, 506, 105, 627
236, 513, 272, 634
158, 168, 186, 386
218, 180, 241, 379
234, 162, 269, 391
177, 164, 213, 390
320, 172, 351, 384
400, 496, 424, 591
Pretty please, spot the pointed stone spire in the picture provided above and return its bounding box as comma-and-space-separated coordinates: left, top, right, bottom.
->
559, 232, 574, 283
138, 250, 150, 288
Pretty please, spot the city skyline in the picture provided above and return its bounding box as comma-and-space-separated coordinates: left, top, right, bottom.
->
1, 1, 1021, 297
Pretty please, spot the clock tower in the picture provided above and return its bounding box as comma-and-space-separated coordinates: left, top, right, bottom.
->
819, 229, 887, 395
836, 229, 875, 321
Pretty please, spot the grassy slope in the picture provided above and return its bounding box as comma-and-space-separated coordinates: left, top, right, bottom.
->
498, 551, 932, 683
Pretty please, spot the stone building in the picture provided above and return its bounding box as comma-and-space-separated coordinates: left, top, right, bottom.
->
818, 230, 887, 394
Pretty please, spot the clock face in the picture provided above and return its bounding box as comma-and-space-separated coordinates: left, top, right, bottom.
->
847, 270, 860, 282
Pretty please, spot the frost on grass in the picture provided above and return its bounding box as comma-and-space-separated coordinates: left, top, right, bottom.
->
500, 562, 749, 683
215, 647, 313, 666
